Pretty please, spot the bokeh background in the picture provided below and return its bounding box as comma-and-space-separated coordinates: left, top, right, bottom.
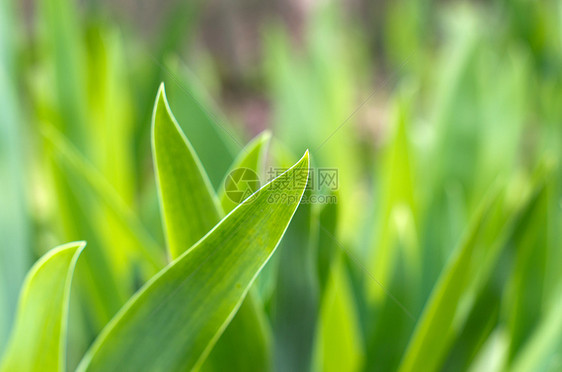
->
1, 0, 561, 371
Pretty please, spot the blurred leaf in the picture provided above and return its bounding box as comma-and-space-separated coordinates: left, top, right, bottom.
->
272, 191, 319, 372
505, 177, 549, 362
42, 124, 164, 271
510, 290, 562, 372
314, 256, 362, 372
0, 0, 29, 355
77, 151, 309, 371
316, 193, 339, 292
369, 90, 418, 302
164, 61, 239, 188
39, 0, 88, 145
398, 175, 543, 372
0, 242, 85, 372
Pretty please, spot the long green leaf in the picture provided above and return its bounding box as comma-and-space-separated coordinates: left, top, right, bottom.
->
314, 256, 363, 372
510, 290, 562, 372
77, 151, 309, 372
152, 84, 222, 259
0, 241, 85, 372
0, 0, 29, 355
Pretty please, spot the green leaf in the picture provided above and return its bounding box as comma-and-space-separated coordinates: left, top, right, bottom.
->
369, 91, 418, 302
510, 291, 562, 372
153, 85, 272, 372
0, 241, 85, 372
77, 150, 310, 372
398, 173, 548, 372
0, 0, 29, 355
162, 62, 238, 188
398, 192, 500, 372
152, 84, 222, 259
505, 181, 549, 361
272, 191, 319, 372
314, 257, 363, 372
316, 193, 339, 292
41, 124, 164, 270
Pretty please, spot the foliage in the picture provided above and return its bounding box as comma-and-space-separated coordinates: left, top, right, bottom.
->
0, 0, 561, 371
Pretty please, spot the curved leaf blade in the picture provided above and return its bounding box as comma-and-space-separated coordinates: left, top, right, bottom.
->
0, 241, 86, 372
77, 151, 310, 372
152, 84, 222, 259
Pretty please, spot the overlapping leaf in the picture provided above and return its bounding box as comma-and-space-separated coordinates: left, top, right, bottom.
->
77, 148, 309, 371
153, 85, 272, 371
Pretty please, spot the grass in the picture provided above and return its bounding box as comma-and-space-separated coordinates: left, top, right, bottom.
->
0, 0, 561, 371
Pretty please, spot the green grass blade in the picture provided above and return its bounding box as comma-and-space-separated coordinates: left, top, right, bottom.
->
505, 179, 549, 362
77, 151, 309, 372
314, 257, 363, 372
399, 171, 549, 372
316, 193, 339, 292
152, 84, 222, 259
510, 291, 562, 372
219, 131, 271, 214
162, 62, 238, 188
369, 92, 418, 302
41, 124, 165, 270
0, 0, 29, 355
398, 186, 506, 372
0, 242, 85, 372
272, 192, 319, 372
39, 0, 88, 145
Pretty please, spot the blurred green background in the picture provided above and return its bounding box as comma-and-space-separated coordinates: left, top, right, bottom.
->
1, 0, 561, 370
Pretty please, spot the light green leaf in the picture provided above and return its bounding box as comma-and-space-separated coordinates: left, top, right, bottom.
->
314, 257, 363, 372
0, 241, 86, 372
272, 190, 319, 372
77, 150, 310, 372
369, 91, 418, 302
41, 124, 164, 270
162, 61, 238, 188
0, 0, 29, 355
219, 131, 271, 214
398, 191, 500, 372
398, 173, 548, 372
510, 291, 562, 372
152, 84, 222, 259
